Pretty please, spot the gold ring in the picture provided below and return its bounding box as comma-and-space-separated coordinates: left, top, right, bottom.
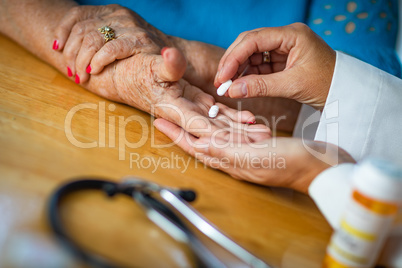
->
263, 51, 271, 63
98, 26, 116, 42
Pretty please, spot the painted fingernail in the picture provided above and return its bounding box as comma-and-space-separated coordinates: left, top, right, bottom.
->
231, 82, 247, 97
161, 47, 168, 56
86, 65, 91, 74
247, 121, 257, 124
75, 74, 80, 84
52, 40, 59, 50
67, 66, 73, 77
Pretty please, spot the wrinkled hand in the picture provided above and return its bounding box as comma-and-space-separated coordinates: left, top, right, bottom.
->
53, 5, 271, 141
53, 4, 224, 90
214, 23, 336, 110
154, 118, 355, 193
69, 41, 271, 141
53, 4, 176, 83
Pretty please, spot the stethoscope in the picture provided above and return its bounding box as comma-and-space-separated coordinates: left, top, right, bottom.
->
47, 177, 272, 268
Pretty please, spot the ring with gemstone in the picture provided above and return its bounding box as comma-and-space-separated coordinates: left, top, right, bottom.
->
262, 51, 271, 63
98, 26, 116, 42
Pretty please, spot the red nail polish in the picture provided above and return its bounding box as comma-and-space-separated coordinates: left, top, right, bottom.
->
161, 47, 168, 56
86, 65, 91, 74
53, 40, 59, 50
75, 74, 80, 84
67, 66, 73, 77
247, 121, 257, 125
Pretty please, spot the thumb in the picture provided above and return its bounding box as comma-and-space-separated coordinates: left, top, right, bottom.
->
228, 70, 299, 99
153, 47, 187, 82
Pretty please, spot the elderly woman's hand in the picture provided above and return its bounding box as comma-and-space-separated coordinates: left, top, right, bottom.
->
53, 4, 224, 91
101, 52, 271, 141
214, 23, 336, 110
53, 4, 176, 83
52, 4, 271, 142
57, 27, 270, 142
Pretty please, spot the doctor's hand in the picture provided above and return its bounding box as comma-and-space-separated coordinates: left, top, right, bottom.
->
214, 23, 336, 110
154, 118, 355, 194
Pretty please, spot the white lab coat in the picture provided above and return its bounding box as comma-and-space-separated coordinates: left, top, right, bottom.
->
293, 51, 402, 266
294, 1, 402, 263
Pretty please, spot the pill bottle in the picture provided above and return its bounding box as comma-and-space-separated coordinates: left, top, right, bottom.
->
322, 158, 402, 268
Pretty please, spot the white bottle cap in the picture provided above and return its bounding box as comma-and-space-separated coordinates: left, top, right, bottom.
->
216, 80, 232, 96
353, 158, 402, 203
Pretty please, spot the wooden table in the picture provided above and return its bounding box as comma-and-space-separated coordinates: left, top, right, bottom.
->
0, 34, 332, 268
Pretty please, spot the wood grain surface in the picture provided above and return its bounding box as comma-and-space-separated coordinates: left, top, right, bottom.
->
0, 34, 332, 268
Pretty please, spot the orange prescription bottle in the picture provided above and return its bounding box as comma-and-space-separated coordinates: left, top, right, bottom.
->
322, 159, 402, 268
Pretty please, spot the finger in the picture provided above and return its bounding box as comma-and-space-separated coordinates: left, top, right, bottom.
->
215, 28, 263, 85
63, 21, 91, 78
193, 137, 253, 162
186, 109, 270, 143
90, 36, 141, 74
153, 118, 198, 156
75, 30, 104, 83
154, 119, 248, 175
216, 27, 296, 85
215, 103, 255, 124
182, 82, 215, 115
160, 105, 244, 144
208, 113, 271, 143
152, 47, 187, 82
53, 6, 82, 51
228, 71, 299, 99
243, 124, 272, 142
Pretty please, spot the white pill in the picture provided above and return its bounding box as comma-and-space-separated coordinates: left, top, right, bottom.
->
216, 80, 232, 96
208, 105, 219, 118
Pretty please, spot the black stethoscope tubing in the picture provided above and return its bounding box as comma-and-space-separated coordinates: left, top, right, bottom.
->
47, 178, 224, 268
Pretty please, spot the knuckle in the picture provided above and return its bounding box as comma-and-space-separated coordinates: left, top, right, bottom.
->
82, 31, 99, 48
253, 78, 268, 97
291, 22, 310, 33
244, 31, 258, 41
112, 6, 132, 17
238, 31, 250, 39
107, 4, 123, 11
101, 43, 116, 55
57, 23, 69, 33
101, 41, 121, 57
68, 6, 82, 17
71, 22, 85, 35
134, 31, 152, 46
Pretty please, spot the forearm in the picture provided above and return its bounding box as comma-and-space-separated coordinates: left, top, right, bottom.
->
0, 0, 77, 70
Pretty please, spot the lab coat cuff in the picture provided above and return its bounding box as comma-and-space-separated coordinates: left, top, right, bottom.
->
314, 51, 382, 160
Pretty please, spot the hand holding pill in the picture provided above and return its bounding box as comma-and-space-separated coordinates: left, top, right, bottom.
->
213, 23, 336, 110
216, 80, 232, 96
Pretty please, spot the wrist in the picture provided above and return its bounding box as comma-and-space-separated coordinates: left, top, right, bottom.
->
288, 140, 354, 194
314, 48, 336, 111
